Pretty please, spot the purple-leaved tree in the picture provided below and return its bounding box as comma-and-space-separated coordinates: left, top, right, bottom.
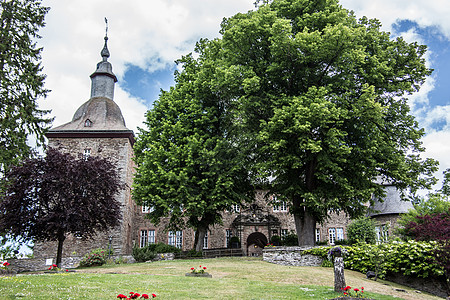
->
0, 148, 122, 266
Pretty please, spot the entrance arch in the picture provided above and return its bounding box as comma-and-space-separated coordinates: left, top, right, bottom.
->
246, 232, 268, 257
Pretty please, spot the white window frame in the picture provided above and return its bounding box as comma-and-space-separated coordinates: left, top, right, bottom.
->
231, 204, 240, 213
225, 229, 233, 248
203, 231, 208, 249
168, 231, 183, 249
140, 230, 148, 248
83, 148, 91, 160
328, 228, 336, 245
315, 228, 321, 242
141, 206, 154, 213
336, 227, 344, 241
148, 229, 155, 244
272, 195, 287, 212
281, 229, 288, 237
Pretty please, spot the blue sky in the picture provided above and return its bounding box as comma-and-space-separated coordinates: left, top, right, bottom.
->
38, 0, 450, 190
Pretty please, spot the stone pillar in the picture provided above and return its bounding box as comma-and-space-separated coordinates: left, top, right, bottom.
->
334, 257, 346, 292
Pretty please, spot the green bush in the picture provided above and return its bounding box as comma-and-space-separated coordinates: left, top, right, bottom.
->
152, 242, 181, 254
303, 241, 444, 279
79, 248, 108, 267
346, 217, 376, 245
281, 231, 298, 246
132, 246, 156, 262
270, 235, 281, 245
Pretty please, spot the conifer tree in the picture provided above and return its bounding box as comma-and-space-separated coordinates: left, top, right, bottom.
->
0, 0, 52, 171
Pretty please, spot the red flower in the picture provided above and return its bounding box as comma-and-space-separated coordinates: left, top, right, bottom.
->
152, 294, 156, 298
199, 265, 201, 268
191, 267, 195, 270
3, 262, 10, 266
48, 267, 52, 270
354, 288, 359, 292
203, 267, 206, 270
361, 287, 364, 290
52, 264, 57, 267
117, 294, 127, 299
343, 286, 351, 291
343, 292, 348, 296
141, 294, 149, 299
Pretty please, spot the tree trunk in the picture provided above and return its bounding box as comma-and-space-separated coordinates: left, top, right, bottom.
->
334, 257, 346, 292
293, 195, 316, 246
55, 233, 65, 267
194, 226, 207, 252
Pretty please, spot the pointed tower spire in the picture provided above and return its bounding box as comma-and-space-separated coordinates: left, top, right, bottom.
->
90, 18, 117, 100
101, 18, 110, 60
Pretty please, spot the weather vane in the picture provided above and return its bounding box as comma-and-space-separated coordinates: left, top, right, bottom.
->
105, 17, 108, 38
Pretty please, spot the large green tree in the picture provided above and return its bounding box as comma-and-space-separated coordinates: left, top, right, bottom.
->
133, 47, 253, 251
0, 0, 52, 171
199, 0, 437, 245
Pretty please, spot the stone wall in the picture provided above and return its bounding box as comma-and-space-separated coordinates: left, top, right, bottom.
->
263, 246, 323, 267
8, 255, 136, 273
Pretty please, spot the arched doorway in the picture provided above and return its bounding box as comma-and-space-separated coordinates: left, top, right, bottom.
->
246, 232, 267, 257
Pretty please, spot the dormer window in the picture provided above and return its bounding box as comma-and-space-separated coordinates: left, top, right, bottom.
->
83, 149, 91, 160
84, 119, 93, 127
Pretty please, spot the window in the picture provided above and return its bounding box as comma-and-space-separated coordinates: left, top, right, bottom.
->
83, 148, 91, 160
84, 119, 92, 127
272, 196, 287, 212
328, 228, 336, 245
139, 230, 155, 247
225, 229, 233, 248
336, 228, 344, 241
168, 231, 183, 249
203, 231, 208, 249
281, 229, 288, 237
148, 230, 155, 244
375, 224, 389, 243
315, 229, 321, 242
141, 206, 154, 213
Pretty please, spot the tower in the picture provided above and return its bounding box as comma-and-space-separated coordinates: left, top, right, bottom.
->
35, 29, 135, 259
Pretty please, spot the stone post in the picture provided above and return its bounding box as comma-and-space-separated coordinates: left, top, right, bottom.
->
334, 256, 346, 292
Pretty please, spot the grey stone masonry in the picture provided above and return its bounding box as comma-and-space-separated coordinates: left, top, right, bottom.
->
263, 246, 323, 267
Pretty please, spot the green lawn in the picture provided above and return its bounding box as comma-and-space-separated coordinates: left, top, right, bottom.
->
0, 257, 442, 299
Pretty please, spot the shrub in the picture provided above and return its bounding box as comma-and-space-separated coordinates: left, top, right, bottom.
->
132, 246, 156, 262
270, 235, 281, 246
281, 231, 298, 246
152, 242, 181, 254
79, 248, 107, 267
303, 241, 445, 279
346, 217, 376, 245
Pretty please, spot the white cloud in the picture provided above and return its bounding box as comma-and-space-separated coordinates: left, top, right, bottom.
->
38, 0, 254, 132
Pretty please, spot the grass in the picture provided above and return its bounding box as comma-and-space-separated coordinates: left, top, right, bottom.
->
0, 257, 442, 299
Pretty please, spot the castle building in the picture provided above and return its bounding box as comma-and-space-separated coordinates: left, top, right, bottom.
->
34, 33, 409, 260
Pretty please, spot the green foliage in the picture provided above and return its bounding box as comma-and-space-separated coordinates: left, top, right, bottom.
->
397, 194, 450, 239
270, 235, 281, 245
79, 248, 108, 267
0, 0, 52, 170
151, 243, 181, 254
144, 0, 438, 246
346, 218, 377, 245
132, 246, 156, 263
304, 241, 445, 279
281, 231, 298, 246
132, 40, 254, 251
334, 239, 349, 246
